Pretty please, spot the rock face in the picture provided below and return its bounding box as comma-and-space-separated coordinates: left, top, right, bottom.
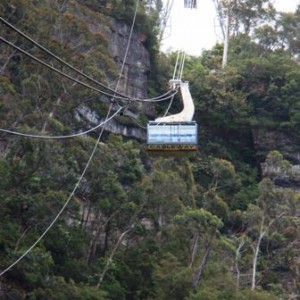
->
107, 19, 155, 117
262, 163, 300, 191
253, 127, 300, 190
252, 128, 300, 163
108, 19, 150, 99
67, 1, 153, 138
79, 13, 151, 100
76, 105, 146, 140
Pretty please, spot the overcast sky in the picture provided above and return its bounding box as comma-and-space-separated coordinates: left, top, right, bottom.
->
160, 0, 300, 55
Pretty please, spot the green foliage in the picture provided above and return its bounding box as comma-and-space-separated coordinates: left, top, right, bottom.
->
153, 253, 193, 300
0, 0, 300, 299
187, 272, 235, 300
239, 289, 279, 300
27, 276, 107, 300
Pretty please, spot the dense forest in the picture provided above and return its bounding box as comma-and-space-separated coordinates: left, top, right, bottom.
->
0, 0, 300, 299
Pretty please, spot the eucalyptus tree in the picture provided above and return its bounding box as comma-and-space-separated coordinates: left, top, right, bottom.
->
174, 208, 223, 290
276, 7, 300, 56
242, 177, 298, 291
217, 0, 275, 37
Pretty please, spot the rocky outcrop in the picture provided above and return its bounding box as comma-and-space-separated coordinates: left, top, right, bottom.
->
75, 105, 146, 140
252, 128, 300, 163
69, 1, 153, 108
253, 127, 300, 189
65, 1, 154, 138
107, 18, 155, 116
262, 163, 300, 191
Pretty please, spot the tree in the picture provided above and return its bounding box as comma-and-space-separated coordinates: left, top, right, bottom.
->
221, 0, 275, 36
243, 178, 296, 290
174, 208, 223, 291
276, 8, 300, 56
153, 253, 193, 300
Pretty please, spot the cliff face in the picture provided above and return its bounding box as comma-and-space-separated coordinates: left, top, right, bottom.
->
76, 105, 146, 140
65, 1, 151, 138
73, 8, 151, 99
108, 19, 150, 100
253, 127, 300, 190
252, 128, 300, 163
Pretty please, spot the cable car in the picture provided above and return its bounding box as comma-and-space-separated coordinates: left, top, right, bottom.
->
147, 79, 198, 155
147, 121, 198, 152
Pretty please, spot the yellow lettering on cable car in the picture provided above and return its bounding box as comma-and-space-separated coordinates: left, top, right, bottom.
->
147, 144, 198, 151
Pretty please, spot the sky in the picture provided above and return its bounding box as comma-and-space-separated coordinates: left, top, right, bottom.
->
160, 0, 300, 56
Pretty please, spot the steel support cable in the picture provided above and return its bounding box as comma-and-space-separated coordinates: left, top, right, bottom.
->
179, 52, 186, 80
113, 0, 138, 107
153, 90, 176, 126
0, 16, 131, 100
172, 51, 181, 79
159, 0, 174, 42
0, 107, 122, 139
173, 50, 185, 80
0, 36, 176, 103
124, 89, 177, 129
0, 36, 177, 103
0, 102, 115, 278
0, 35, 177, 138
152, 49, 186, 125
95, 2, 141, 286
0, 17, 175, 103
161, 50, 183, 121
0, 36, 129, 101
0, 0, 140, 277
156, 50, 179, 123
141, 89, 177, 102
161, 92, 176, 118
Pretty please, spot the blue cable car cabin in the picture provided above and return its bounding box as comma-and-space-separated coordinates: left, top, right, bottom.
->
147, 80, 198, 154
147, 121, 198, 152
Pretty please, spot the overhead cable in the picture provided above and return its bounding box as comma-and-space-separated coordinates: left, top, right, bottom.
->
0, 17, 176, 103
112, 0, 138, 106
0, 103, 115, 278
172, 51, 181, 79
0, 0, 141, 276
0, 36, 131, 101
0, 16, 130, 100
179, 51, 186, 80
0, 107, 122, 139
0, 36, 177, 103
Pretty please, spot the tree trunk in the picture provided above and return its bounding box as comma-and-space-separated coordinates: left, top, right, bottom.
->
189, 231, 199, 268
60, 0, 69, 11
0, 51, 17, 74
234, 238, 245, 298
251, 216, 265, 291
86, 219, 104, 264
192, 243, 213, 291
80, 200, 91, 230
15, 225, 31, 252
192, 228, 217, 291
96, 229, 130, 289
